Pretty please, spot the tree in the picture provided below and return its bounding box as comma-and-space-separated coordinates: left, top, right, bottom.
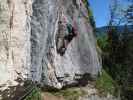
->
106, 1, 133, 100
124, 1, 133, 25
109, 0, 126, 26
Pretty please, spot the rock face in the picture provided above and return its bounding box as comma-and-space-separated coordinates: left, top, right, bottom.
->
0, 0, 32, 87
31, 0, 101, 88
0, 0, 101, 93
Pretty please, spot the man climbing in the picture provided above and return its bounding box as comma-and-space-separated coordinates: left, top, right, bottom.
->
56, 11, 78, 56
64, 23, 78, 47
56, 20, 67, 56
56, 21, 78, 56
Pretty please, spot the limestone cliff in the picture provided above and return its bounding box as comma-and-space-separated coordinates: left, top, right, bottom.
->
0, 0, 101, 99
0, 0, 31, 87
31, 0, 101, 88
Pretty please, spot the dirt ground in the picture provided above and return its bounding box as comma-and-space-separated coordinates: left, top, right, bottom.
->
41, 92, 65, 100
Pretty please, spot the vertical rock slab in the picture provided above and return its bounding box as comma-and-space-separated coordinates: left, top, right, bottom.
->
0, 0, 32, 92
0, 0, 101, 99
31, 0, 101, 89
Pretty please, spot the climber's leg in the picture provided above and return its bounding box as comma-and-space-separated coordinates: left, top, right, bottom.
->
59, 39, 66, 56
56, 37, 67, 56
57, 38, 63, 53
64, 39, 69, 48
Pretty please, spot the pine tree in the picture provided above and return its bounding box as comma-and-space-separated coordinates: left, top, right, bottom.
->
125, 0, 133, 25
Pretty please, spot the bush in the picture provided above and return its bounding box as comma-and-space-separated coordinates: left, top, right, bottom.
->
24, 87, 41, 100
51, 88, 87, 100
96, 69, 118, 96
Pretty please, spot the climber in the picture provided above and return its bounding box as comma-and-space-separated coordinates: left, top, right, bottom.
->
56, 20, 78, 56
64, 23, 78, 47
56, 20, 67, 56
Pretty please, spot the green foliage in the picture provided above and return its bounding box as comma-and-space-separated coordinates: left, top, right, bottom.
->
88, 8, 93, 17
96, 69, 118, 96
89, 16, 96, 29
97, 25, 133, 99
51, 88, 87, 100
82, 0, 96, 29
97, 35, 109, 52
24, 87, 41, 100
87, 5, 96, 29
82, 0, 89, 6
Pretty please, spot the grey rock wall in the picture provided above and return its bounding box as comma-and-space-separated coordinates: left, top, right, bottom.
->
0, 0, 32, 88
0, 0, 101, 92
31, 0, 101, 89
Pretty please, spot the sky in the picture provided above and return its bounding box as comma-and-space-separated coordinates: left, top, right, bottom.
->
89, 0, 110, 27
89, 0, 130, 27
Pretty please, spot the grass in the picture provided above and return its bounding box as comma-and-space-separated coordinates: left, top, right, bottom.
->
50, 87, 87, 100
24, 87, 41, 100
95, 69, 118, 96
24, 69, 118, 100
